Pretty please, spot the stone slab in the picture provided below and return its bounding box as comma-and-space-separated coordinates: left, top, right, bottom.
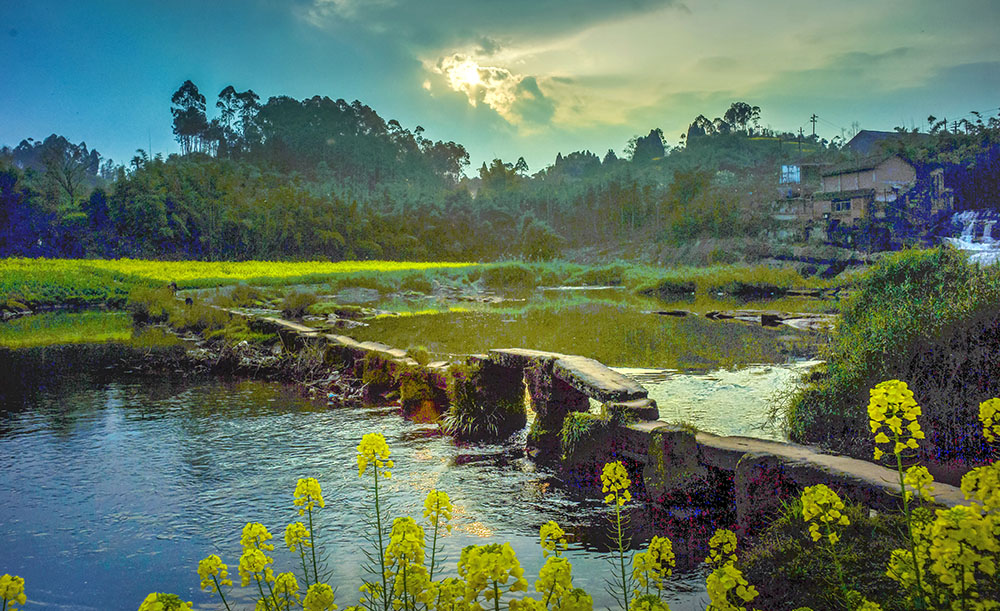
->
696, 431, 966, 509
552, 354, 647, 402
605, 398, 659, 421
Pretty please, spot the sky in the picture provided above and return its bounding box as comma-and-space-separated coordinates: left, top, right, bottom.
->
2, 0, 999, 174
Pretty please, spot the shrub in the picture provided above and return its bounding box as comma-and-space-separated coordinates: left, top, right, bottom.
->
638, 279, 696, 299
126, 285, 174, 323
280, 291, 318, 318
559, 412, 609, 461
480, 262, 539, 291
786, 247, 1000, 464
741, 497, 911, 611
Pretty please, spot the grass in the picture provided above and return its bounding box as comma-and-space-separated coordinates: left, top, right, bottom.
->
637, 264, 832, 299
0, 258, 478, 307
2, 257, 849, 312
0, 311, 133, 348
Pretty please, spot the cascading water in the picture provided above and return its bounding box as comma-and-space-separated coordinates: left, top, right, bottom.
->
944, 209, 1000, 265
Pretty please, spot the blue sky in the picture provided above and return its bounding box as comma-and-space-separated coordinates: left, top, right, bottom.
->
2, 0, 999, 173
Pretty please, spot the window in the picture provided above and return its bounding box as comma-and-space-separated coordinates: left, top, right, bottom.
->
833, 199, 851, 212
780, 165, 801, 184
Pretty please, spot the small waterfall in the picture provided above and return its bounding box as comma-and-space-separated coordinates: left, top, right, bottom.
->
944, 209, 1000, 265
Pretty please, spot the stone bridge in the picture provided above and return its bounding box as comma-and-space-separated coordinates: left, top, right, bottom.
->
243, 312, 967, 535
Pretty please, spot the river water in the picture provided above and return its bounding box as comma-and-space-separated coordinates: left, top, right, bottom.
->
0, 294, 831, 609
0, 347, 720, 610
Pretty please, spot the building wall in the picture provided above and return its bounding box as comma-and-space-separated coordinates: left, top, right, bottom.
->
820, 156, 917, 193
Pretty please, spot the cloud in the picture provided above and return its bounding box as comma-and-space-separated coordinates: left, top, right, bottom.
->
301, 0, 679, 51
431, 54, 556, 127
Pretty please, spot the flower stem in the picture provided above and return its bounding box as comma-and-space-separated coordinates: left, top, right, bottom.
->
615, 492, 628, 611
374, 467, 389, 611
299, 546, 311, 590
255, 574, 273, 611
213, 575, 233, 611
429, 499, 440, 581
895, 434, 927, 609
308, 504, 320, 586
493, 579, 501, 611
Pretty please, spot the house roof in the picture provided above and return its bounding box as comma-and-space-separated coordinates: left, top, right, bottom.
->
845, 129, 930, 156
822, 153, 914, 177
813, 188, 875, 200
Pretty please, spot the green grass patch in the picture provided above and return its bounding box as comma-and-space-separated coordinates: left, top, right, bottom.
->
0, 311, 133, 348
0, 258, 479, 307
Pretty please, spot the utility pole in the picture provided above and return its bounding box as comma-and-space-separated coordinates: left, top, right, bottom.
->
952, 120, 960, 133
810, 114, 818, 137
798, 127, 804, 154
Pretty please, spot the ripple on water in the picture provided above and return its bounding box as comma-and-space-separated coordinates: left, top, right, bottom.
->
0, 372, 725, 610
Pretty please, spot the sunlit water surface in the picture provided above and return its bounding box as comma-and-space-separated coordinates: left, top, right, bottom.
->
1, 365, 720, 610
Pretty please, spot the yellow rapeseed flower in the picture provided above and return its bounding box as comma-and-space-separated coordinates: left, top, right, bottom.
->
539, 520, 567, 558
630, 593, 672, 611
458, 543, 529, 602
285, 521, 311, 552
868, 380, 924, 461
0, 574, 27, 609
961, 461, 1000, 514
137, 593, 194, 611
196, 555, 233, 593
601, 461, 632, 506
238, 547, 274, 587
535, 556, 573, 602
705, 529, 738, 567
385, 516, 425, 568
801, 484, 850, 545
423, 490, 454, 532
705, 563, 758, 611
632, 535, 675, 593
294, 477, 325, 515
903, 465, 936, 503
357, 433, 393, 479
304, 583, 338, 611
979, 397, 1000, 443
240, 522, 275, 552
273, 572, 301, 606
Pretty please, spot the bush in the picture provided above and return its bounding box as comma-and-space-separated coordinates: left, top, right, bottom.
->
480, 262, 539, 291
786, 247, 1000, 464
281, 291, 318, 318
741, 498, 911, 611
126, 285, 174, 323
639, 279, 696, 298
559, 412, 609, 461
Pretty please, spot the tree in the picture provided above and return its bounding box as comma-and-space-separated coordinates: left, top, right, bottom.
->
171, 80, 209, 155
630, 129, 665, 163
723, 102, 761, 134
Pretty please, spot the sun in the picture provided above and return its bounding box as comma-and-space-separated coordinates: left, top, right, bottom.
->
444, 57, 483, 93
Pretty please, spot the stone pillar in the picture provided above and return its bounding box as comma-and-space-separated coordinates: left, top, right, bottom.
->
524, 360, 590, 451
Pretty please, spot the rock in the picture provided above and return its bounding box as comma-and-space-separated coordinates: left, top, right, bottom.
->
654, 310, 693, 317
604, 397, 659, 421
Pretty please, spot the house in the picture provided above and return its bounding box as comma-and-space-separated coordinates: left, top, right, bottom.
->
811, 154, 919, 223
769, 151, 953, 247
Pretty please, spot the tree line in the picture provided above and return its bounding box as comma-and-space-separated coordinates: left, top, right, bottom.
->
4, 86, 997, 262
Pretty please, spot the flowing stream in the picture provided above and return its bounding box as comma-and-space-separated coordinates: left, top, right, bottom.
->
0, 295, 831, 609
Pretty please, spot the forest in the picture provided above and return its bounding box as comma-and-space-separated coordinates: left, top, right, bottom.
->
2, 80, 999, 263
